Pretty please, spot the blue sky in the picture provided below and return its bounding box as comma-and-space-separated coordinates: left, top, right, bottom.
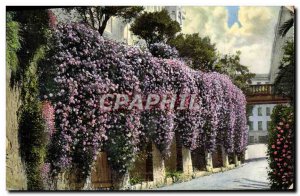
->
226, 6, 242, 27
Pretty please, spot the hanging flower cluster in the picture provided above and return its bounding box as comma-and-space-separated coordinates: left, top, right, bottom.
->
138, 57, 177, 157
41, 162, 55, 190
41, 101, 56, 137
46, 23, 248, 178
267, 105, 294, 190
194, 71, 247, 153
48, 23, 117, 175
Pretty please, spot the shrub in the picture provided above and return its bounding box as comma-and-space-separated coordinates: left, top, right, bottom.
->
129, 176, 143, 185
267, 105, 294, 189
166, 171, 182, 183
6, 12, 21, 74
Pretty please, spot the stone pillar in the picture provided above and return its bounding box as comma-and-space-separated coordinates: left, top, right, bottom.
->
244, 149, 249, 161
182, 147, 193, 175
221, 146, 229, 167
205, 151, 213, 172
234, 154, 241, 166
56, 172, 68, 190
119, 171, 130, 190
152, 143, 165, 184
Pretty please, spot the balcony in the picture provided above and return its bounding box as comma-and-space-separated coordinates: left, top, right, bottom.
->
246, 84, 273, 96
246, 84, 290, 105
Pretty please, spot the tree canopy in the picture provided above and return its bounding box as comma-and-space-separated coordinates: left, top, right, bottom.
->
65, 6, 144, 35
168, 33, 218, 71
214, 51, 255, 93
130, 9, 181, 46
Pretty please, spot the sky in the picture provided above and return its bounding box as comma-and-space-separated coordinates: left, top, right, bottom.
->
182, 6, 280, 74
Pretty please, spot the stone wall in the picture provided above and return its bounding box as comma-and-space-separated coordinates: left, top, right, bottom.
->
6, 71, 27, 190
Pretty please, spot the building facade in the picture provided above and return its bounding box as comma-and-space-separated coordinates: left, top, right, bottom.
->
247, 74, 274, 144
248, 103, 276, 143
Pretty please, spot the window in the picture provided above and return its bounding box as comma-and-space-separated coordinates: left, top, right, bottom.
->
266, 107, 271, 116
258, 121, 263, 131
258, 107, 263, 116
248, 121, 253, 131
259, 136, 268, 143
249, 136, 254, 144
267, 121, 271, 130
257, 82, 261, 85
248, 109, 253, 116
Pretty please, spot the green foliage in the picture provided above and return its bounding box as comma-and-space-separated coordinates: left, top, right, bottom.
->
66, 6, 144, 35
166, 170, 182, 183
215, 51, 256, 93
267, 105, 294, 190
11, 9, 51, 87
130, 9, 181, 46
129, 176, 143, 185
11, 11, 53, 190
6, 12, 21, 74
19, 101, 46, 190
18, 46, 48, 190
274, 40, 295, 105
168, 33, 217, 71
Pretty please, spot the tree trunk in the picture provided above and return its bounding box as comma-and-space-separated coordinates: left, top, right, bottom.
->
98, 15, 110, 36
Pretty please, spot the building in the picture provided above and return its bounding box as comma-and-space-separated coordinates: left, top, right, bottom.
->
247, 74, 275, 144
251, 74, 270, 85
247, 6, 293, 144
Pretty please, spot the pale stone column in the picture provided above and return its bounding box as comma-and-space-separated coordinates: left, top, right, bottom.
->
234, 154, 241, 166
56, 172, 67, 190
119, 171, 130, 189
152, 143, 165, 184
182, 147, 193, 175
221, 146, 229, 167
205, 151, 213, 172
244, 149, 249, 161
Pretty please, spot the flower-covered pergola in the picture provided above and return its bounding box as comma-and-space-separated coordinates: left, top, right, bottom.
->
44, 23, 248, 180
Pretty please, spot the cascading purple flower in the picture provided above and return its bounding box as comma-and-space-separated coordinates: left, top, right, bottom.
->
47, 23, 248, 178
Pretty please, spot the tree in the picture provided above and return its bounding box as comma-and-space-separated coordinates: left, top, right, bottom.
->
274, 40, 295, 104
214, 51, 255, 93
130, 9, 181, 46
65, 6, 144, 35
168, 33, 217, 71
279, 9, 294, 37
